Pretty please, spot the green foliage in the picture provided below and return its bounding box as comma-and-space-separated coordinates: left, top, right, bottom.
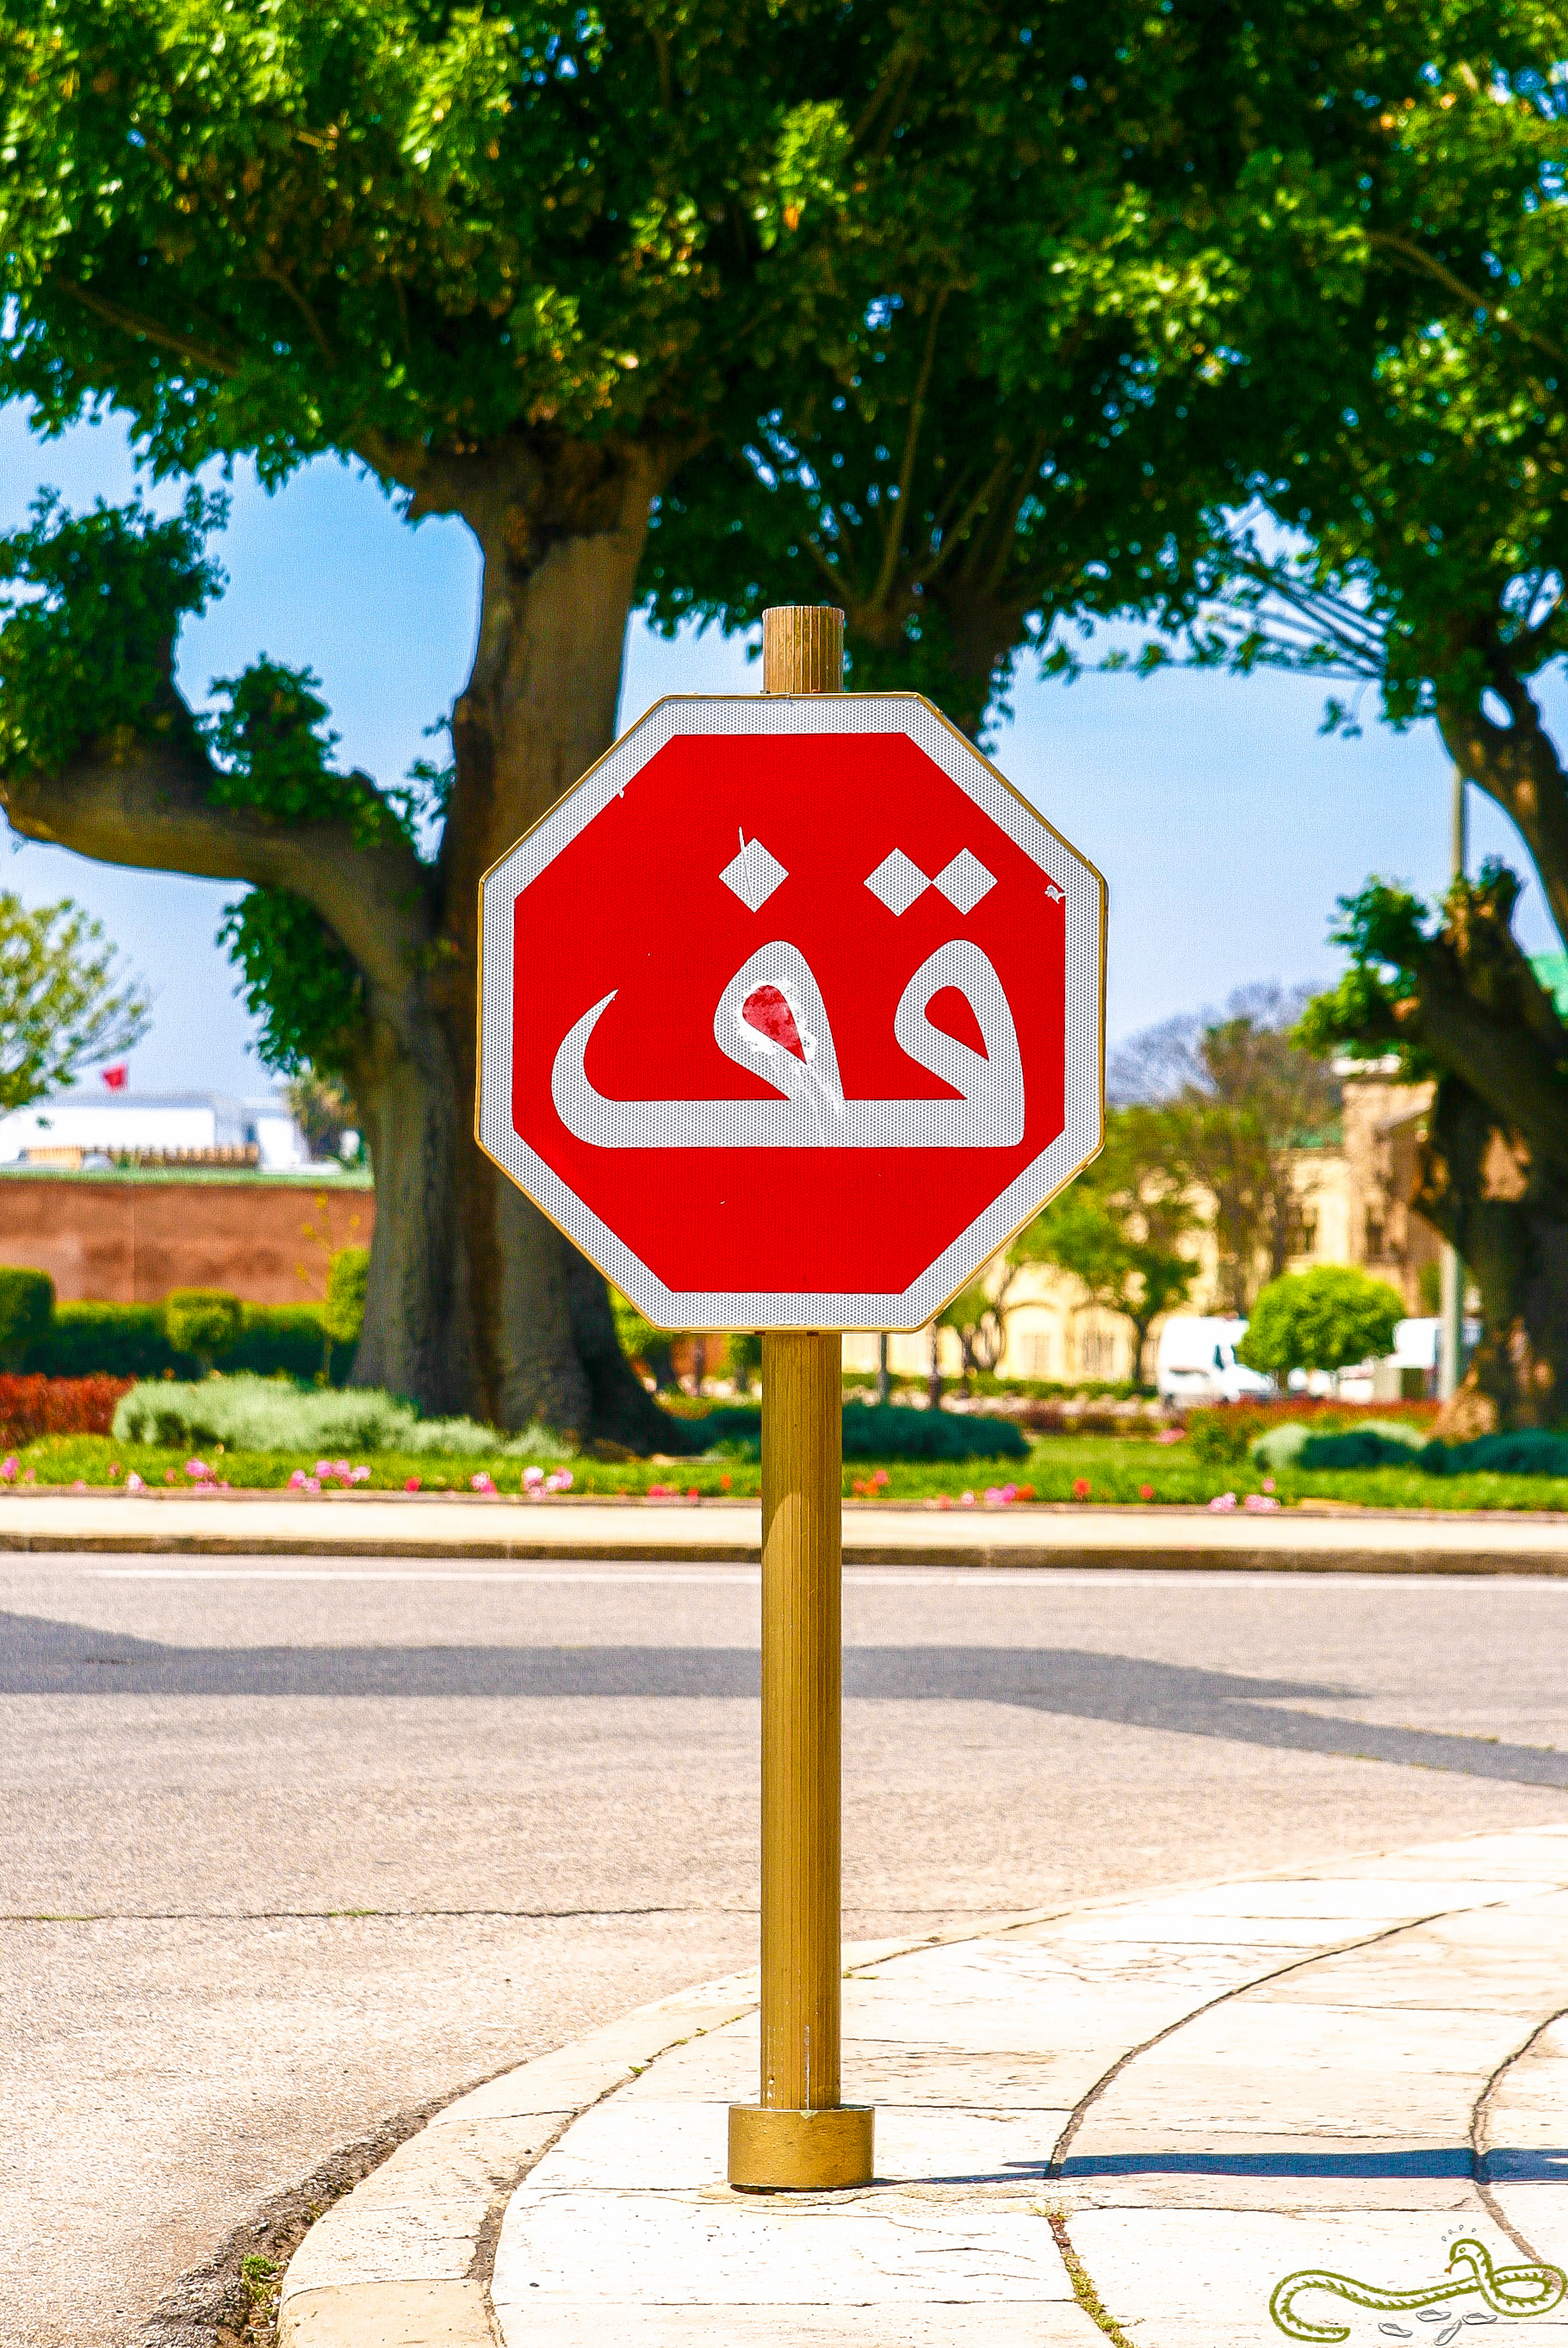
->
29, 1298, 354, 1382
112, 1373, 571, 1458
610, 1290, 678, 1389
160, 1287, 243, 1367
725, 1332, 763, 1391
323, 1246, 370, 1348
1251, 1416, 1431, 1473
1267, 1426, 1568, 1476
1238, 1267, 1406, 1378
218, 887, 366, 1076
1013, 1107, 1197, 1371
0, 489, 224, 778
0, 1266, 52, 1369
0, 0, 949, 477
0, 892, 149, 1109
32, 1300, 174, 1378
703, 1402, 1027, 1464
938, 1280, 1006, 1376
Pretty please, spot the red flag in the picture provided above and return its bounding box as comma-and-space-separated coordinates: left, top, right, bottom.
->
101, 1064, 128, 1091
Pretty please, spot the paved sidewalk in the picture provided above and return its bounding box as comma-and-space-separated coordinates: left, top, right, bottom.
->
3, 1487, 1568, 1570
281, 1824, 1568, 2347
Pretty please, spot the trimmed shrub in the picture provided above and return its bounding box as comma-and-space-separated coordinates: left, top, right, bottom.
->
1238, 1267, 1405, 1378
111, 1374, 572, 1459
0, 1267, 53, 1370
231, 1304, 356, 1385
33, 1301, 175, 1378
0, 1373, 130, 1444
1258, 1418, 1432, 1471
28, 1299, 353, 1383
324, 1247, 369, 1347
698, 1401, 1028, 1463
163, 1288, 243, 1369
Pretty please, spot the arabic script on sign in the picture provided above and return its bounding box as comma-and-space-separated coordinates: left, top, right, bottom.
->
552, 939, 1025, 1149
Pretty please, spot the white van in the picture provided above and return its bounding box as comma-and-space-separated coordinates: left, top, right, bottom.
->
1155, 1316, 1274, 1405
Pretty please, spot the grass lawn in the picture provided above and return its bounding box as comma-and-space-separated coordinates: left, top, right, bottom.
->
7, 1432, 1566, 1514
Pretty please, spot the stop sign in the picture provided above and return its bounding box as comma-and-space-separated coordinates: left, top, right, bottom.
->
478, 694, 1104, 1329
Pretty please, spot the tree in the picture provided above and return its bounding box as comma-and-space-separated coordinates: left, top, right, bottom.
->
1010, 1106, 1198, 1382
938, 1279, 1007, 1380
1189, 8, 1568, 1425
0, 0, 1417, 1439
1111, 985, 1342, 1310
0, 888, 147, 1109
641, 7, 1414, 739
0, 0, 1250, 1442
285, 1069, 361, 1166
1237, 1265, 1404, 1379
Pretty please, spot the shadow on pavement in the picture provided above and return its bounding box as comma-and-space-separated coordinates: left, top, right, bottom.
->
3, 1613, 1566, 1787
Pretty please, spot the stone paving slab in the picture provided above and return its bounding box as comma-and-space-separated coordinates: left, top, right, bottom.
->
279, 1824, 1568, 2348
3, 1487, 1568, 1570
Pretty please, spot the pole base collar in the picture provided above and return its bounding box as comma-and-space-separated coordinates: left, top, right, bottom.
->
727, 2103, 875, 2191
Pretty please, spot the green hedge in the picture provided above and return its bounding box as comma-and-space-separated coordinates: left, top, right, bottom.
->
698, 1401, 1029, 1463
28, 1299, 356, 1384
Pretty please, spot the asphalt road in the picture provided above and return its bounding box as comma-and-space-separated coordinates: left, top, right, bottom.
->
5, 1555, 1568, 2346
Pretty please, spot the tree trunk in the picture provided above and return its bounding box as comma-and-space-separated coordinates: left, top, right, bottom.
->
1413, 1076, 1568, 1435
358, 433, 692, 1447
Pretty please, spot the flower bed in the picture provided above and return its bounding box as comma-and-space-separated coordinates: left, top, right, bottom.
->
0, 1374, 133, 1446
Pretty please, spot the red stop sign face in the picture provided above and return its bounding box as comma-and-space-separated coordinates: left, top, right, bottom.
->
479, 695, 1103, 1329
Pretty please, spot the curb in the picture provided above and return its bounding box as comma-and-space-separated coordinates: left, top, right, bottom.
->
3, 1490, 1567, 1570
276, 1905, 1078, 2348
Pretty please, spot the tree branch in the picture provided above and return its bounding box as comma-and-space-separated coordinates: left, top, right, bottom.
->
871, 288, 949, 613
1436, 673, 1568, 945
1367, 232, 1568, 375
57, 282, 241, 380
0, 734, 431, 1013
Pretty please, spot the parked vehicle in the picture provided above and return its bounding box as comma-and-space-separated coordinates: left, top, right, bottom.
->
1155, 1316, 1274, 1405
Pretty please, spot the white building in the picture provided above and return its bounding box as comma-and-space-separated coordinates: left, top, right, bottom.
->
0, 1090, 314, 1172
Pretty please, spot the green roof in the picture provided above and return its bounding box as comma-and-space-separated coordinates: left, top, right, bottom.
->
1533, 953, 1568, 1020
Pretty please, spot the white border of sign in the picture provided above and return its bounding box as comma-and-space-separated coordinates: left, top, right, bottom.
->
477, 693, 1106, 1330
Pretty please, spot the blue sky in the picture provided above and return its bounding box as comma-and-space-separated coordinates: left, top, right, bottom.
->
0, 400, 1560, 1098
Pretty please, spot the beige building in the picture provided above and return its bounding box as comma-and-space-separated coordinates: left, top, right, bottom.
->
840, 1069, 1442, 1388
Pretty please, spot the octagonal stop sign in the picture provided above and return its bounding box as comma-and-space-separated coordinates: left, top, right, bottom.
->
477, 692, 1105, 1329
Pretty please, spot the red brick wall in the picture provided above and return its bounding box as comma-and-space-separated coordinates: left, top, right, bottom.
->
0, 1174, 375, 1304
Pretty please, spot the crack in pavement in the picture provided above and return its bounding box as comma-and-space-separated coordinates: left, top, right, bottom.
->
5, 1614, 1566, 1786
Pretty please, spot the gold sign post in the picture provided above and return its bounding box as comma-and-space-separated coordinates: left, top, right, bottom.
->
726, 608, 876, 2192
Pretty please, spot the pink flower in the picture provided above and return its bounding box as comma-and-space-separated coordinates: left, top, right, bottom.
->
108, 1463, 121, 1480
871, 1469, 889, 1490
1243, 1493, 1280, 1513
471, 1471, 496, 1495
164, 1468, 177, 1484
1156, 1428, 1186, 1445
523, 1465, 545, 1493
1261, 1477, 1276, 1493
125, 1471, 145, 1494
0, 1456, 17, 1484
349, 1465, 371, 1484
303, 1476, 320, 1494
184, 1458, 209, 1481
287, 1469, 308, 1490
1208, 1491, 1238, 1512
546, 1470, 573, 1494
961, 1490, 976, 1507
404, 1474, 421, 1492
72, 1479, 86, 1491
23, 1467, 35, 1483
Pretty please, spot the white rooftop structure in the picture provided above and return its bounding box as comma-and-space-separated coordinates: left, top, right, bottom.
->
0, 1090, 315, 1172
